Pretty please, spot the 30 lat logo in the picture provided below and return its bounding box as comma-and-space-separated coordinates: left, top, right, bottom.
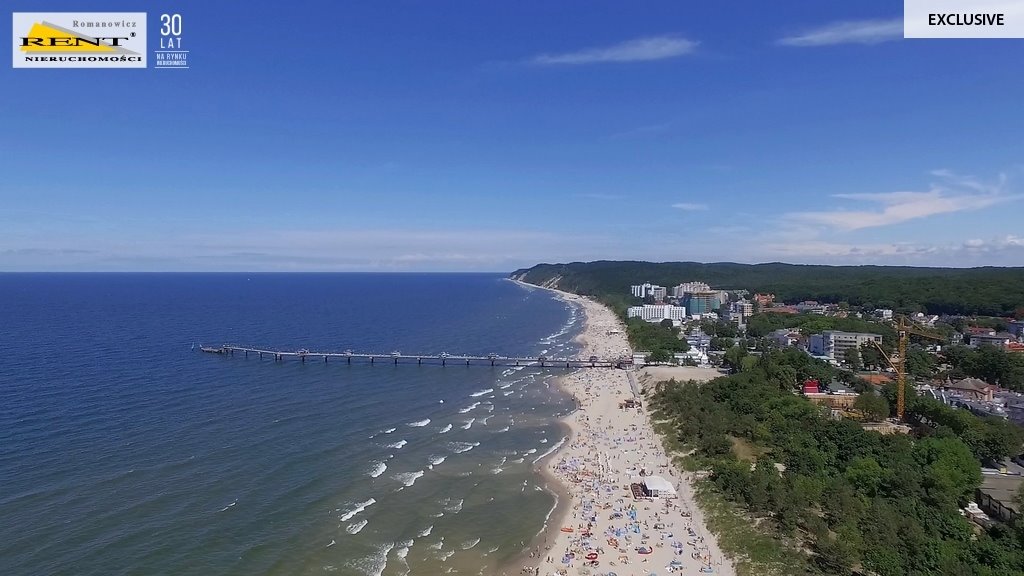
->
154, 13, 188, 69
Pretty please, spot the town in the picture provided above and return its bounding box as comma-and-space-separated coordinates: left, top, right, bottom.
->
619, 277, 1024, 528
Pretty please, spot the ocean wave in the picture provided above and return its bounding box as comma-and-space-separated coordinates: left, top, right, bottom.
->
407, 419, 430, 427
429, 537, 444, 550
346, 519, 368, 534
395, 539, 414, 560
418, 525, 433, 537
393, 470, 425, 488
443, 497, 463, 514
524, 448, 537, 455
217, 499, 237, 512
438, 550, 455, 561
339, 498, 376, 522
449, 441, 479, 454
429, 455, 446, 467
502, 391, 514, 396
387, 439, 408, 449
469, 388, 493, 397
461, 537, 481, 550
496, 426, 510, 433
458, 402, 480, 414
460, 418, 475, 430
490, 467, 503, 475
383, 427, 397, 434
438, 424, 452, 434
350, 542, 393, 576
533, 435, 567, 464
369, 461, 387, 478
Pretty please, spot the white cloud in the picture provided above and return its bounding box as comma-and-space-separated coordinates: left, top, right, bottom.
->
531, 36, 697, 65
671, 202, 708, 211
777, 18, 903, 47
785, 171, 1019, 231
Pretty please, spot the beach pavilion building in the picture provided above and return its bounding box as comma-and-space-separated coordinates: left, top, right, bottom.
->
639, 475, 677, 498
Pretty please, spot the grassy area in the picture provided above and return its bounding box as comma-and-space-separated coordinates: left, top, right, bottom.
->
652, 403, 810, 575
729, 435, 763, 462
694, 482, 812, 576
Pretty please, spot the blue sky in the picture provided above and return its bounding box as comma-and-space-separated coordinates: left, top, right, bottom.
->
2, 0, 1023, 271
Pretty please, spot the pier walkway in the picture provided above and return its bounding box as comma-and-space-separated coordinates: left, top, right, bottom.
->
201, 345, 629, 369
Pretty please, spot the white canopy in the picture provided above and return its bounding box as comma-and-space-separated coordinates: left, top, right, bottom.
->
642, 475, 677, 497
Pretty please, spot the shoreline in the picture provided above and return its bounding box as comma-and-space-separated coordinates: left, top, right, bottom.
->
502, 279, 735, 576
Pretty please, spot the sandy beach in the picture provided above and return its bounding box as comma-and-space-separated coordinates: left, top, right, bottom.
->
504, 282, 735, 576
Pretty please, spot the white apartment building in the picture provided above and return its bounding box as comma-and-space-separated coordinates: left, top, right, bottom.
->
671, 281, 711, 297
651, 286, 667, 301
809, 331, 882, 360
627, 304, 687, 323
730, 300, 753, 318
631, 283, 665, 298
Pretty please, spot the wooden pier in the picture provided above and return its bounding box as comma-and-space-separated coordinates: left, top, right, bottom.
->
200, 345, 629, 369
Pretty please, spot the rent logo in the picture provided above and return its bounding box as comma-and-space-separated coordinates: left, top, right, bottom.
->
12, 13, 147, 68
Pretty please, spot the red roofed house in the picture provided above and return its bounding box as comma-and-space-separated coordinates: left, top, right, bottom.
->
939, 377, 997, 402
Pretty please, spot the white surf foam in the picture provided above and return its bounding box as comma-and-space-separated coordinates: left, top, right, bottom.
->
461, 418, 475, 430
350, 542, 393, 576
394, 470, 425, 488
369, 461, 387, 478
533, 435, 567, 464
339, 498, 376, 522
407, 419, 430, 427
346, 519, 368, 534
458, 402, 480, 414
387, 439, 408, 449
438, 423, 452, 433
469, 388, 493, 397
449, 441, 480, 454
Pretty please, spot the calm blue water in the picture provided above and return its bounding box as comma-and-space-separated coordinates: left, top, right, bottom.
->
0, 273, 579, 576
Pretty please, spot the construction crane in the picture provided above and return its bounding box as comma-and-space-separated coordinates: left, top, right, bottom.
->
867, 317, 946, 420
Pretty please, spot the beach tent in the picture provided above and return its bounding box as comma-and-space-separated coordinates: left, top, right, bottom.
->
642, 475, 677, 498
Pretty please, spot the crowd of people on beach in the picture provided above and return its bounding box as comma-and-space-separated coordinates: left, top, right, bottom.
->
505, 289, 734, 576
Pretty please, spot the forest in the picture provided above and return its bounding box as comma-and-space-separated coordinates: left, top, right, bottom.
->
511, 261, 1024, 317
649, 348, 1024, 576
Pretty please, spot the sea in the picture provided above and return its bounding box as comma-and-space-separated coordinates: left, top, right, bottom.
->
0, 273, 581, 576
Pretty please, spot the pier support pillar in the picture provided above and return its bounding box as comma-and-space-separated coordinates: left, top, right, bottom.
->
442, 359, 446, 366
466, 359, 470, 366
245, 350, 248, 358
370, 357, 374, 364
491, 359, 495, 367
418, 358, 422, 365
259, 352, 263, 360
301, 355, 305, 363
347, 356, 351, 364
394, 357, 398, 365
324, 356, 328, 364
